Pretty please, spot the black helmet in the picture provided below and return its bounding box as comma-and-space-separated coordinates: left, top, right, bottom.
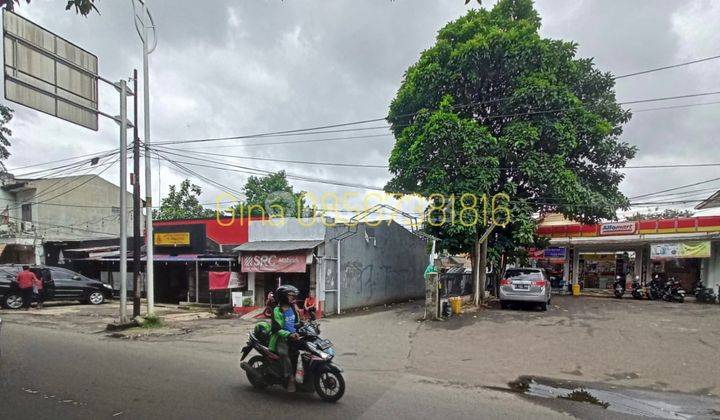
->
276, 285, 299, 305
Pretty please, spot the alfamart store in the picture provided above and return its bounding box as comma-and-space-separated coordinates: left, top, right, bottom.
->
536, 216, 720, 293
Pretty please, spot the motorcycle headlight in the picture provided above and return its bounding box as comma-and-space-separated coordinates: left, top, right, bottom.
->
318, 350, 331, 360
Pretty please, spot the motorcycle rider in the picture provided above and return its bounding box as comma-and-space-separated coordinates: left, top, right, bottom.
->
269, 285, 301, 392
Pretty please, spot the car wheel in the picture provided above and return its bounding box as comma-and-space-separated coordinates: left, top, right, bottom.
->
540, 302, 548, 311
3, 293, 23, 310
86, 291, 105, 305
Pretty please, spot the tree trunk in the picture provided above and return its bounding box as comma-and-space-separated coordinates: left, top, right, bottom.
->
473, 234, 481, 306
479, 239, 488, 305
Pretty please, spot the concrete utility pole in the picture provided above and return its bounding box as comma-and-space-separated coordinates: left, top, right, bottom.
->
133, 0, 157, 315
474, 224, 496, 306
118, 79, 129, 323
132, 69, 142, 318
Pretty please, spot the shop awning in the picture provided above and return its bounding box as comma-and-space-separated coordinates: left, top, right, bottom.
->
233, 240, 323, 253
76, 253, 234, 262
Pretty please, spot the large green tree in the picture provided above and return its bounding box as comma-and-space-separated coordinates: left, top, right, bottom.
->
154, 179, 213, 221
386, 0, 636, 263
238, 171, 313, 218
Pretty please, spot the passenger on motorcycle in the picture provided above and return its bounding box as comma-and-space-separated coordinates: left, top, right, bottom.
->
270, 285, 302, 392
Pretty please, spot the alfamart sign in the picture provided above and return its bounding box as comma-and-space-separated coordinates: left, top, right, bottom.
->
241, 253, 307, 273
599, 221, 637, 236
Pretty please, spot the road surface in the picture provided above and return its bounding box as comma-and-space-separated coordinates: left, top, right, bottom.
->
0, 322, 565, 420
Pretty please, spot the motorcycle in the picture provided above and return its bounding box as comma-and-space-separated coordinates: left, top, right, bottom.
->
662, 277, 685, 303
648, 275, 664, 301
695, 284, 717, 304
631, 276, 647, 300
613, 275, 625, 299
239, 308, 346, 403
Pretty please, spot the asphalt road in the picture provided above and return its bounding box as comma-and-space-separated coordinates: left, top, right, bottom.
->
0, 322, 566, 420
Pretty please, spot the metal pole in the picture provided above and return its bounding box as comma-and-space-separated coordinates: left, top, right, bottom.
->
132, 69, 142, 318
119, 79, 129, 323
195, 260, 199, 304
141, 1, 155, 315
336, 240, 341, 315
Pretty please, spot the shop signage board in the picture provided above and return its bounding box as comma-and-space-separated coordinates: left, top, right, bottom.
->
651, 241, 711, 259
599, 221, 637, 236
154, 232, 190, 246
3, 10, 99, 130
241, 253, 307, 273
544, 247, 566, 259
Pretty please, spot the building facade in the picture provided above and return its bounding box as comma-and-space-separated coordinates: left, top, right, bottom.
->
0, 173, 141, 264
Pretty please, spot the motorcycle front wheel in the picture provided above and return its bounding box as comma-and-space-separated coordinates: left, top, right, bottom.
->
314, 368, 346, 403
246, 355, 268, 389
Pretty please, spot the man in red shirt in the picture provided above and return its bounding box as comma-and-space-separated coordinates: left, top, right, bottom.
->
16, 265, 38, 310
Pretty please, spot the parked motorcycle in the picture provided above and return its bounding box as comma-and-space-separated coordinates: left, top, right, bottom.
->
613, 275, 625, 299
631, 276, 647, 300
662, 277, 686, 303
648, 275, 664, 300
694, 282, 717, 304
240, 308, 346, 403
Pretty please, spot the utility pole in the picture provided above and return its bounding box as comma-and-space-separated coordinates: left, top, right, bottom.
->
132, 69, 142, 318
118, 79, 129, 323
474, 224, 495, 306
133, 0, 157, 315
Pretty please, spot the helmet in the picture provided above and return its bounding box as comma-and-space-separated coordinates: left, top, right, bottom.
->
276, 285, 299, 306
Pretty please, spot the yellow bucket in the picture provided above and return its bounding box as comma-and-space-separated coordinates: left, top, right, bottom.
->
450, 297, 462, 314
572, 283, 581, 296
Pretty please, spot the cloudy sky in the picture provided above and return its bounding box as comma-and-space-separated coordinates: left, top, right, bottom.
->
5, 0, 720, 220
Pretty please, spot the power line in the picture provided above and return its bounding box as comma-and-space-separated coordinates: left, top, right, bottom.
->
614, 54, 720, 80
632, 100, 720, 113
621, 91, 720, 105
152, 145, 389, 169
150, 148, 387, 191
630, 176, 720, 200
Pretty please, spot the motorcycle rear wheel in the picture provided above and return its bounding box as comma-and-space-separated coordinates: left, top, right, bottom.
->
246, 355, 268, 389
314, 368, 345, 403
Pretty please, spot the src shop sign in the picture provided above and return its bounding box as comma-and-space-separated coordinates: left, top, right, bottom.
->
241, 253, 308, 273
599, 221, 637, 236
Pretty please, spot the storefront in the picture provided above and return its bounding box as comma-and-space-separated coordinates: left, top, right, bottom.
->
536, 216, 720, 293
235, 241, 322, 307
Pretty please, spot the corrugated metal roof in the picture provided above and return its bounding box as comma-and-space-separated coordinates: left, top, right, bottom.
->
233, 240, 323, 253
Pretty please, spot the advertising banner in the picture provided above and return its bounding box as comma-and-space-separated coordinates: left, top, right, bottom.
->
241, 253, 308, 273
650, 241, 711, 259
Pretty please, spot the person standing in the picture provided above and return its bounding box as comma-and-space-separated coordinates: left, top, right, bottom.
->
33, 271, 44, 309
16, 265, 38, 311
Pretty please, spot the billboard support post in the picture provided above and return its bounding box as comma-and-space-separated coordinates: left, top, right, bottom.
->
3, 9, 136, 324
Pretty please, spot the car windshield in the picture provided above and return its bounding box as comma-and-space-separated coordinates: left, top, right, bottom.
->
505, 269, 543, 280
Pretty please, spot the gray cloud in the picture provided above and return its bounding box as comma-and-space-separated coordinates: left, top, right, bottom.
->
4, 0, 720, 218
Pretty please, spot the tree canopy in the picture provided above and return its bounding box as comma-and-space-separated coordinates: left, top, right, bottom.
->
1, 0, 99, 16
386, 0, 636, 259
239, 171, 312, 218
153, 179, 213, 221
625, 208, 694, 221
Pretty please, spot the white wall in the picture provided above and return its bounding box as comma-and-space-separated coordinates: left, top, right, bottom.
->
249, 217, 326, 242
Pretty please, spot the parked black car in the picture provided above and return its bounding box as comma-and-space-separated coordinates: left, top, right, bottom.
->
0, 265, 113, 309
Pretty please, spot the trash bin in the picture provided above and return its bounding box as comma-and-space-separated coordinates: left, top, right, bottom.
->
572, 283, 581, 296
450, 297, 462, 314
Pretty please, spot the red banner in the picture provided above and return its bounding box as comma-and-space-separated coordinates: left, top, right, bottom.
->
209, 271, 231, 290
241, 253, 307, 273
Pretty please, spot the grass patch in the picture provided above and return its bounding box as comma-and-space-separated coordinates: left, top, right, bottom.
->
133, 314, 163, 329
